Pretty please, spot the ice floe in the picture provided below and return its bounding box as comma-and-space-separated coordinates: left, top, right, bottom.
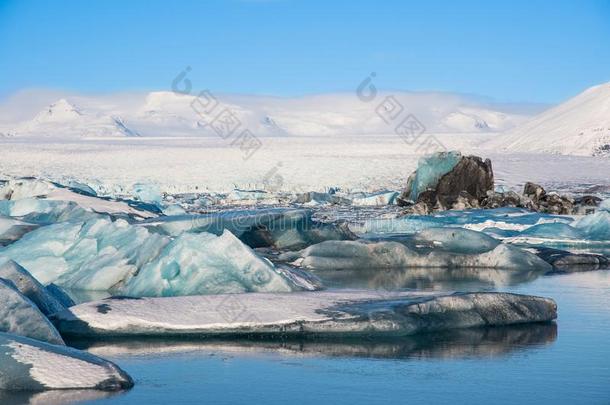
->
0, 279, 64, 345
51, 291, 557, 337
285, 239, 550, 271
0, 260, 66, 316
0, 216, 313, 296
0, 216, 38, 246
0, 332, 133, 391
141, 208, 356, 250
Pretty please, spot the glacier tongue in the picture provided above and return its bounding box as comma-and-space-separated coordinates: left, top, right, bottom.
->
50, 291, 557, 338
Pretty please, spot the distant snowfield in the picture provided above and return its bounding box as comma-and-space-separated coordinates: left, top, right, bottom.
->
1, 134, 608, 194
1, 84, 609, 194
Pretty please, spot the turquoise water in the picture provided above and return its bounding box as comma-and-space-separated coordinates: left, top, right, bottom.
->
2, 270, 609, 405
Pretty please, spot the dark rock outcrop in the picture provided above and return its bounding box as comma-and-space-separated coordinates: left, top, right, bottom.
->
434, 156, 494, 208
399, 153, 494, 213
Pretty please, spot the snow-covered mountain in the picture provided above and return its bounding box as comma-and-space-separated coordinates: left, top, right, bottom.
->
3, 98, 139, 138
488, 82, 610, 157
0, 90, 529, 138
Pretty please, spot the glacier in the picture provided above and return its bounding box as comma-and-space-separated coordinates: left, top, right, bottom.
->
0, 332, 133, 391
0, 279, 64, 345
50, 291, 557, 338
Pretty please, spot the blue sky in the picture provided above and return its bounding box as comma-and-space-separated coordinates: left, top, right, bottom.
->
0, 0, 609, 103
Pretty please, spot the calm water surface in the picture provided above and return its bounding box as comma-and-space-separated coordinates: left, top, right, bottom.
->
4, 270, 610, 405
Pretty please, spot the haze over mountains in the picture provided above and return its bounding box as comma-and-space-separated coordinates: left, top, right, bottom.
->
1, 82, 609, 157
0, 90, 531, 138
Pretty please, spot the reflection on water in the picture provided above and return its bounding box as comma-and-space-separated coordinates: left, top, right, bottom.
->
0, 390, 120, 405
67, 322, 557, 361
312, 266, 546, 291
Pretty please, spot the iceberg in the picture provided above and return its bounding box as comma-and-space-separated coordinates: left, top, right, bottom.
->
0, 332, 133, 391
0, 198, 97, 225
286, 238, 550, 271
0, 217, 160, 286
311, 266, 544, 290
0, 179, 55, 201
573, 211, 610, 240
294, 191, 350, 206
0, 178, 156, 221
132, 182, 162, 205
142, 208, 356, 250
349, 190, 399, 206
532, 247, 609, 270
0, 216, 311, 296
51, 291, 557, 338
45, 283, 76, 308
404, 151, 462, 201
0, 260, 66, 316
355, 208, 572, 237
412, 227, 500, 254
122, 231, 296, 297
0, 216, 38, 246
518, 222, 585, 240
0, 279, 64, 344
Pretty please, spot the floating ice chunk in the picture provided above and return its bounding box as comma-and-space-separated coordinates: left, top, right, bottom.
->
161, 203, 186, 216
51, 291, 557, 338
531, 247, 609, 270
45, 284, 75, 308
0, 217, 307, 296
0, 179, 55, 200
288, 239, 550, 271
0, 216, 38, 246
142, 208, 355, 250
0, 217, 169, 286
123, 230, 297, 297
573, 211, 610, 240
0, 279, 64, 344
0, 198, 96, 224
294, 191, 351, 206
356, 208, 572, 236
405, 151, 462, 201
227, 189, 271, 202
349, 190, 399, 206
518, 223, 585, 240
412, 227, 500, 254
132, 182, 162, 205
65, 180, 98, 196
0, 260, 66, 316
312, 266, 544, 290
44, 187, 156, 219
0, 332, 133, 391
